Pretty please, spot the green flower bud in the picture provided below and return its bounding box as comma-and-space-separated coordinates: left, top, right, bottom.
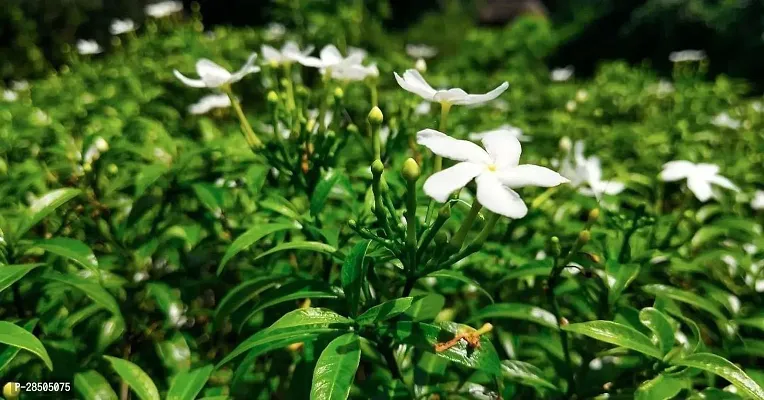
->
401, 158, 420, 182
267, 91, 279, 104
588, 208, 600, 224
367, 106, 383, 125
371, 159, 384, 177
279, 78, 290, 88
579, 230, 591, 244
333, 87, 344, 100
348, 219, 357, 229
83, 163, 93, 173
107, 164, 118, 175
347, 124, 358, 134
548, 236, 562, 257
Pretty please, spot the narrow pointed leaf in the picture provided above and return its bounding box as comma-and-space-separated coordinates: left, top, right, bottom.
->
311, 333, 361, 400
310, 170, 343, 216
213, 275, 286, 328
501, 360, 559, 392
167, 365, 214, 400
0, 319, 39, 377
103, 356, 160, 400
217, 222, 297, 275
0, 264, 43, 294
673, 353, 764, 400
467, 303, 558, 330
0, 321, 53, 371
356, 297, 415, 326
424, 270, 494, 303
562, 320, 662, 359
639, 307, 675, 355
643, 284, 726, 320
74, 370, 119, 400
43, 271, 122, 318
33, 238, 98, 270
16, 188, 81, 238
341, 240, 370, 317
253, 241, 336, 261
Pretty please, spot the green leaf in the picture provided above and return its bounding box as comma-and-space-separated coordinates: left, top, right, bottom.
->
639, 307, 675, 356
0, 319, 38, 377
310, 170, 343, 216
467, 303, 558, 330
218, 308, 352, 367
192, 183, 224, 215
340, 240, 370, 317
562, 320, 662, 359
213, 275, 285, 328
0, 321, 53, 371
217, 222, 297, 275
404, 293, 445, 321
672, 353, 764, 400
606, 260, 640, 306
16, 188, 81, 239
253, 241, 336, 262
501, 360, 559, 392
167, 365, 214, 400
96, 315, 126, 353
642, 284, 726, 320
135, 164, 168, 198
260, 196, 303, 221
155, 334, 192, 373
74, 370, 119, 400
497, 260, 553, 283
32, 238, 98, 270
356, 297, 415, 326
0, 264, 43, 294
103, 356, 161, 400
635, 373, 688, 400
311, 333, 361, 400
423, 270, 494, 303
44, 271, 122, 318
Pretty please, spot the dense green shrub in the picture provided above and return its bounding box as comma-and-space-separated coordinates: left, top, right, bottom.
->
0, 7, 763, 400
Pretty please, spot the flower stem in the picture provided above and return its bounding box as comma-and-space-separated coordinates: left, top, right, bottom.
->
434, 102, 452, 173
417, 204, 451, 262
283, 63, 297, 112
223, 88, 262, 149
449, 200, 482, 251
547, 255, 575, 396
369, 82, 379, 108
658, 189, 693, 249
405, 179, 418, 268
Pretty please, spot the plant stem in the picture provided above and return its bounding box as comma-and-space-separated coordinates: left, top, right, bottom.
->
547, 255, 575, 396
405, 178, 418, 275
434, 102, 451, 172
224, 88, 263, 149
658, 190, 693, 249
449, 201, 482, 251
369, 82, 378, 108
283, 63, 297, 112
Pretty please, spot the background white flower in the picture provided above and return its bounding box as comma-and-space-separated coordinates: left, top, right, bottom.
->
660, 160, 739, 202
469, 124, 531, 142
330, 63, 378, 81
406, 44, 437, 59
110, 19, 136, 35
145, 1, 183, 18
395, 69, 508, 106
297, 44, 364, 70
751, 190, 764, 210
551, 66, 574, 82
712, 112, 741, 129
174, 54, 259, 88
669, 49, 707, 63
77, 40, 103, 55
560, 141, 625, 198
2, 90, 17, 102
11, 80, 28, 91
261, 41, 314, 65
189, 94, 232, 114
417, 129, 568, 218
264, 23, 286, 41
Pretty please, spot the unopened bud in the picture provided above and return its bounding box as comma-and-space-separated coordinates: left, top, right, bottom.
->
107, 164, 118, 175
588, 208, 600, 223
415, 58, 427, 73
371, 159, 384, 177
559, 136, 572, 152
368, 106, 383, 125
401, 158, 420, 182
279, 78, 289, 88
347, 124, 358, 134
296, 85, 309, 98
348, 219, 357, 229
333, 87, 344, 100
94, 137, 109, 152
548, 236, 562, 257
266, 91, 279, 104
578, 230, 591, 244
83, 163, 93, 173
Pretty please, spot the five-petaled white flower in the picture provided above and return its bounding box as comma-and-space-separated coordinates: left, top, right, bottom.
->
174, 54, 260, 88
550, 66, 574, 82
110, 19, 136, 35
261, 41, 314, 66
188, 94, 232, 115
406, 44, 437, 59
416, 129, 569, 218
297, 44, 365, 71
659, 161, 739, 202
469, 124, 531, 142
753, 190, 764, 210
711, 112, 741, 130
330, 63, 379, 81
560, 141, 625, 198
669, 50, 706, 63
394, 69, 508, 107
145, 1, 183, 18
264, 23, 286, 41
77, 40, 103, 55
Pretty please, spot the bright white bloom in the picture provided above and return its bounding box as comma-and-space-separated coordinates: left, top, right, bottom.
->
133, 271, 149, 283
2, 90, 17, 102
406, 44, 437, 59
174, 54, 259, 88
348, 47, 368, 59
77, 40, 103, 55
297, 44, 364, 71
659, 161, 739, 202
394, 69, 508, 107
652, 80, 675, 96
550, 66, 574, 82
261, 41, 314, 66
750, 190, 764, 210
469, 124, 531, 142
560, 141, 625, 198
145, 1, 183, 18
84, 137, 109, 164
264, 23, 286, 41
416, 129, 569, 218
669, 50, 707, 63
188, 94, 232, 114
11, 80, 28, 91
110, 19, 136, 35
307, 109, 333, 131
330, 63, 378, 81
711, 112, 741, 129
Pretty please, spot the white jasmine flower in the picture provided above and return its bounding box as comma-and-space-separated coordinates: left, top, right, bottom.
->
261, 41, 314, 66
743, 243, 757, 255
669, 50, 706, 63
110, 19, 136, 35
330, 63, 378, 81
394, 69, 508, 107
174, 54, 259, 88
77, 40, 103, 55
469, 124, 531, 142
188, 93, 232, 114
83, 137, 109, 164
145, 1, 183, 18
11, 80, 28, 91
297, 44, 364, 71
348, 46, 368, 59
264, 23, 286, 41
560, 141, 625, 198
653, 80, 675, 96
659, 161, 739, 202
711, 112, 741, 129
167, 303, 187, 327
550, 66, 574, 82
752, 191, 764, 210
2, 90, 17, 102
414, 101, 432, 115
416, 129, 569, 218
406, 44, 437, 59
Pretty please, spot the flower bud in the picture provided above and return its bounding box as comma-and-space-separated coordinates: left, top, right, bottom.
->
588, 208, 600, 224
401, 158, 420, 182
279, 78, 290, 88
559, 136, 572, 152
415, 58, 427, 73
578, 230, 591, 244
107, 163, 118, 175
267, 90, 279, 104
296, 85, 309, 98
347, 124, 358, 134
347, 220, 357, 229
83, 163, 93, 173
371, 159, 384, 177
94, 137, 109, 152
333, 87, 344, 101
367, 106, 384, 125
547, 236, 562, 257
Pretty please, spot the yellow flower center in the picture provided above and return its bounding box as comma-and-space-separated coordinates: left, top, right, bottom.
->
487, 164, 497, 172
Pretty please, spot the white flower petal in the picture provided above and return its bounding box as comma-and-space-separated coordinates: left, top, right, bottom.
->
394, 70, 437, 100
261, 45, 281, 63
423, 162, 483, 202
660, 160, 694, 181
688, 177, 713, 202
196, 59, 232, 87
481, 130, 522, 168
455, 82, 509, 105
416, 129, 491, 164
173, 70, 207, 88
594, 180, 626, 195
498, 165, 570, 188
320, 45, 344, 65
696, 163, 720, 176
752, 191, 764, 210
476, 174, 528, 218
433, 88, 469, 104
708, 175, 739, 192
229, 53, 260, 83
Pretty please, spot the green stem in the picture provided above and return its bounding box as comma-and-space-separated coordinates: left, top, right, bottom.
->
224, 88, 262, 149
283, 63, 297, 112
449, 201, 482, 251
658, 190, 693, 249
434, 102, 452, 173
417, 204, 451, 262
372, 168, 394, 239
370, 83, 378, 108
547, 255, 575, 396
405, 178, 418, 279
371, 123, 382, 162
